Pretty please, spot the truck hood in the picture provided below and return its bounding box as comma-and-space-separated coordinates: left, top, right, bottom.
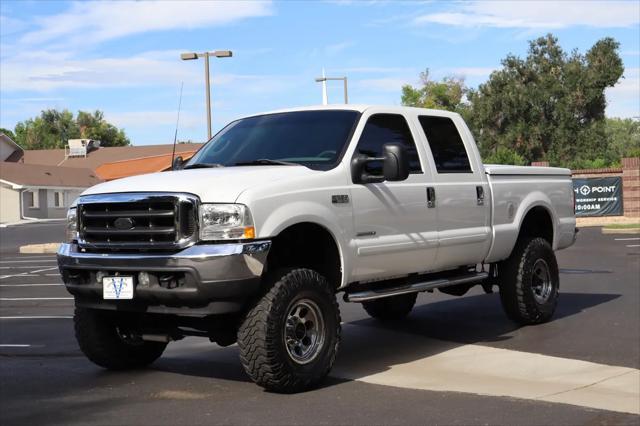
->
82, 166, 317, 202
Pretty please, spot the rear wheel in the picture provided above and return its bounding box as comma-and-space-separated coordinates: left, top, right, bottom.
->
237, 268, 341, 393
74, 308, 167, 370
362, 293, 417, 320
499, 237, 559, 324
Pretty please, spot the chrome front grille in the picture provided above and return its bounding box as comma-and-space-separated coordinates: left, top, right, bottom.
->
78, 193, 198, 250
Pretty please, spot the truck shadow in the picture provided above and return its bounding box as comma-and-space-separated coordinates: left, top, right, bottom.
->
154, 291, 620, 389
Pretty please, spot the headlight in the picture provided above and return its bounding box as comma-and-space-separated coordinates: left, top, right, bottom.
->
66, 207, 78, 243
199, 204, 255, 241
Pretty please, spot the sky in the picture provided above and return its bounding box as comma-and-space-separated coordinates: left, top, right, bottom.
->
1, 0, 639, 146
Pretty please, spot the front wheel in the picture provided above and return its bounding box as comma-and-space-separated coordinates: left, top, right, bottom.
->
237, 268, 341, 393
74, 308, 167, 370
499, 237, 559, 325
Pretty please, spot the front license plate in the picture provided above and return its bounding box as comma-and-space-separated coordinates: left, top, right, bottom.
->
103, 276, 134, 300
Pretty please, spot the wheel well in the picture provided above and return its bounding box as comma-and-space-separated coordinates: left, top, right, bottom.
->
519, 206, 553, 245
266, 222, 342, 289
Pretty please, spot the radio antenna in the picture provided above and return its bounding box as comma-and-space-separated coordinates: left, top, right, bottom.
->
170, 81, 184, 170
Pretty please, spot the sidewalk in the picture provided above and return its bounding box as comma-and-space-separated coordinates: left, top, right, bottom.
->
576, 216, 639, 228
0, 218, 65, 228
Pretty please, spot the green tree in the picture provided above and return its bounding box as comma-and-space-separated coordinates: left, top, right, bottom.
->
467, 34, 624, 166
76, 110, 129, 147
401, 69, 469, 116
13, 109, 129, 150
604, 118, 640, 161
483, 147, 526, 165
0, 127, 16, 141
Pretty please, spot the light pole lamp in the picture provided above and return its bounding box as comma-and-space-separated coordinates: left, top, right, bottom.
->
181, 50, 233, 140
315, 76, 349, 104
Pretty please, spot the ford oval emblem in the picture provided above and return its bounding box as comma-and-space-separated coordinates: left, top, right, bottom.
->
114, 217, 135, 230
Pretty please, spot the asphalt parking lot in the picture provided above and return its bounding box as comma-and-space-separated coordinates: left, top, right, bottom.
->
0, 224, 638, 425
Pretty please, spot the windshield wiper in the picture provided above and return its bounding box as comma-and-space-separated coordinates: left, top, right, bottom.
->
234, 159, 299, 166
183, 163, 225, 170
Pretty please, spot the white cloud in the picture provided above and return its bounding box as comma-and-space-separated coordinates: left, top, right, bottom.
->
20, 1, 273, 46
356, 77, 412, 92
1, 48, 299, 94
104, 110, 202, 130
337, 66, 415, 74
0, 15, 28, 37
1, 50, 197, 92
606, 67, 640, 118
324, 41, 355, 55
414, 1, 640, 29
448, 67, 495, 77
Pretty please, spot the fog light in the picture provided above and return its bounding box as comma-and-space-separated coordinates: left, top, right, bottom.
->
138, 272, 150, 287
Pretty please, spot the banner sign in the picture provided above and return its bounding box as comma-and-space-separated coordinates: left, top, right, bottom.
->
572, 177, 623, 217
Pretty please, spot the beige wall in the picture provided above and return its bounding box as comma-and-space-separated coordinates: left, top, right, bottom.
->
0, 183, 21, 223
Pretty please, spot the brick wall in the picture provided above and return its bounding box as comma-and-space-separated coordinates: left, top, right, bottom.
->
622, 157, 639, 217
529, 157, 639, 218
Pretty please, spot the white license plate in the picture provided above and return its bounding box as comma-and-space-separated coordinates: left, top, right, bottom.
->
103, 276, 134, 300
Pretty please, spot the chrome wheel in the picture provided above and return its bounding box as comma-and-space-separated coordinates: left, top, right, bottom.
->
284, 299, 325, 365
531, 259, 552, 304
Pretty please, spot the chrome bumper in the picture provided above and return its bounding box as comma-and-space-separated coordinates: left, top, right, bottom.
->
57, 241, 271, 313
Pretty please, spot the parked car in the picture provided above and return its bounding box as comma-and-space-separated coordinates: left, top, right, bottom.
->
58, 105, 577, 392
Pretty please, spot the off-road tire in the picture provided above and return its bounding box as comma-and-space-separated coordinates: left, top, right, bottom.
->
499, 237, 559, 325
74, 308, 167, 370
237, 268, 341, 393
362, 293, 417, 320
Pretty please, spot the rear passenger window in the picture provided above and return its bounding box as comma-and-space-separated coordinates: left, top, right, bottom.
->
418, 116, 472, 173
355, 114, 422, 175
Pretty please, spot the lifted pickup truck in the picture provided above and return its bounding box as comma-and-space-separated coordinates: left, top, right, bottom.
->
58, 105, 576, 392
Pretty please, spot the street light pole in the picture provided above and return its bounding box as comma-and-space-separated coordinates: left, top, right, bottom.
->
181, 50, 233, 140
314, 75, 349, 104
203, 54, 211, 140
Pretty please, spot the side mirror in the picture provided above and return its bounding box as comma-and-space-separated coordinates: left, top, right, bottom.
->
351, 143, 410, 184
382, 143, 409, 181
172, 156, 184, 171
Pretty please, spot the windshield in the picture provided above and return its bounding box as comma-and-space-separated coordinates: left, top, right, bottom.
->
186, 110, 361, 170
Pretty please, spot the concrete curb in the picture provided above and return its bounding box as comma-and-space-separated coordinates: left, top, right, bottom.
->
0, 219, 65, 228
602, 228, 640, 235
19, 243, 61, 254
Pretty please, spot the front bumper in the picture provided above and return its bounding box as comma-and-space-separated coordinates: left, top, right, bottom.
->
57, 241, 271, 315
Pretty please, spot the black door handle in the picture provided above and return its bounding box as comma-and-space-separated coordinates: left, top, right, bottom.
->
476, 186, 485, 206
427, 187, 436, 208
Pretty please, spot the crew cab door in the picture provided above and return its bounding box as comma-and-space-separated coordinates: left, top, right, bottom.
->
349, 111, 437, 282
414, 114, 491, 270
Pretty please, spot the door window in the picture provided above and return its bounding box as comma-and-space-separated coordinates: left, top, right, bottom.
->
418, 116, 472, 173
355, 114, 422, 175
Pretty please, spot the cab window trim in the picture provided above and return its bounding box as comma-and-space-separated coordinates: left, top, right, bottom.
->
353, 113, 424, 175
418, 115, 473, 174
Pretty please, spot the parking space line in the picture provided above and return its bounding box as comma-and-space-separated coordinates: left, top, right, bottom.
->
0, 344, 31, 347
0, 316, 72, 319
0, 274, 41, 279
615, 237, 640, 241
0, 266, 58, 269
627, 245, 640, 248
0, 260, 57, 264
0, 256, 56, 260
0, 283, 63, 287
0, 267, 58, 280
0, 297, 73, 301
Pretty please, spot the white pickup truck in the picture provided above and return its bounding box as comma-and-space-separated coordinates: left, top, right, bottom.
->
58, 105, 576, 392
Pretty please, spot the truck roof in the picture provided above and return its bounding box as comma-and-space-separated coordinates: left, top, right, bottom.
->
246, 104, 462, 118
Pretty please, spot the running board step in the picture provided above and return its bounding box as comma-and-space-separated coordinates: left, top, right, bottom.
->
344, 272, 489, 303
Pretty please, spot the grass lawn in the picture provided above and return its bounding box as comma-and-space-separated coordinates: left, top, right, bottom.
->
603, 223, 640, 229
